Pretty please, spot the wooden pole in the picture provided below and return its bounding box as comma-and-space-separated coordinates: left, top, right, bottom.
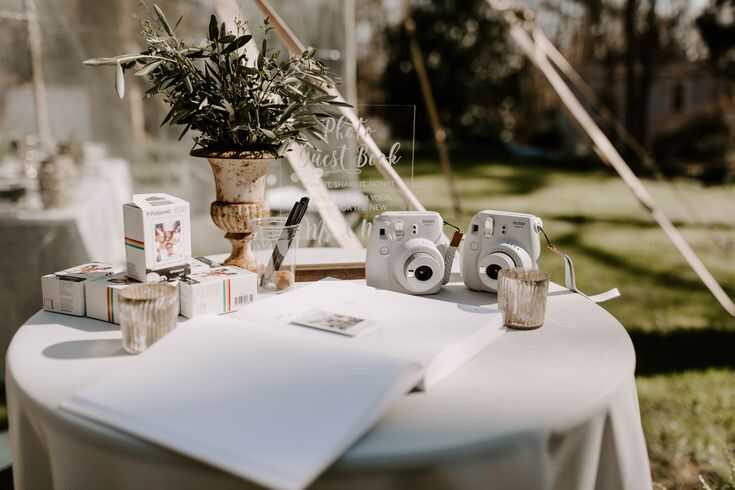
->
401, 0, 462, 217
23, 0, 51, 149
343, 0, 358, 106
488, 1, 735, 316
253, 0, 426, 212
120, 0, 146, 146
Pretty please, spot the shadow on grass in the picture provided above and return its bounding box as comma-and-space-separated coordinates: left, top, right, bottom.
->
631, 328, 735, 375
553, 231, 718, 293
548, 213, 735, 231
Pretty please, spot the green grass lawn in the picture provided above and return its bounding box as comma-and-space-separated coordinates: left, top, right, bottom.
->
390, 156, 735, 488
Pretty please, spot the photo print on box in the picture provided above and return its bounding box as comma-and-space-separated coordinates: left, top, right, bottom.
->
154, 219, 183, 263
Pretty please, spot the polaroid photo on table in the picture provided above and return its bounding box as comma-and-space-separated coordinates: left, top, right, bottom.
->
290, 309, 374, 337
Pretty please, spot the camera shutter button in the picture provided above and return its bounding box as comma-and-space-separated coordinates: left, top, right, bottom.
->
379, 246, 389, 256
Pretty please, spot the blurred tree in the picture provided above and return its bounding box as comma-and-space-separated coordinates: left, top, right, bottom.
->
697, 0, 735, 79
381, 0, 522, 144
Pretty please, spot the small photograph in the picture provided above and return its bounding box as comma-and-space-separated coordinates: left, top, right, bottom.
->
291, 309, 373, 337
154, 220, 183, 263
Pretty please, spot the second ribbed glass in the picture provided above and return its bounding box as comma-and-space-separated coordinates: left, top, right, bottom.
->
118, 283, 179, 354
497, 268, 549, 329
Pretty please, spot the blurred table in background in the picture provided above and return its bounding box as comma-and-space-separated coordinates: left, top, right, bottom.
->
0, 157, 132, 373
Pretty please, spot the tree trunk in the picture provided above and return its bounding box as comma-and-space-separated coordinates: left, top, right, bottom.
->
637, 0, 659, 149
623, 0, 641, 143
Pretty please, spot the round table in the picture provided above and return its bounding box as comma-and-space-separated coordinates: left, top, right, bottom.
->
6, 281, 651, 490
0, 157, 132, 374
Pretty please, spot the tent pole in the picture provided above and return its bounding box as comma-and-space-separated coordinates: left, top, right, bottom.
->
23, 0, 51, 149
401, 0, 462, 217
253, 0, 426, 213
488, 1, 735, 316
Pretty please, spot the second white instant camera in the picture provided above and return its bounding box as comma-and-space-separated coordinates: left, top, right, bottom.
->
367, 211, 450, 295
461, 210, 543, 292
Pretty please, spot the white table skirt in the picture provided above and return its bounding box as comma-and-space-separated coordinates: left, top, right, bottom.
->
0, 158, 132, 372
6, 279, 652, 490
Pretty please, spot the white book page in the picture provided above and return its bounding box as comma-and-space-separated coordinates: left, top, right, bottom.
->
238, 281, 504, 384
62, 316, 422, 490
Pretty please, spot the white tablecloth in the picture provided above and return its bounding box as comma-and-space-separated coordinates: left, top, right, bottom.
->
6, 270, 652, 489
0, 158, 132, 373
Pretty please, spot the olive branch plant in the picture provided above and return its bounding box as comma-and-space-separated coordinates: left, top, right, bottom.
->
83, 4, 350, 155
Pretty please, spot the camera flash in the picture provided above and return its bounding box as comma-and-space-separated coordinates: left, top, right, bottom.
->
484, 218, 494, 234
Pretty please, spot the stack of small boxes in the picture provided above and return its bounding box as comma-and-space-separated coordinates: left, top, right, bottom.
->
41, 193, 258, 323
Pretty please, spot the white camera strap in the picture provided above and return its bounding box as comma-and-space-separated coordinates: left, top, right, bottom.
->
539, 228, 620, 303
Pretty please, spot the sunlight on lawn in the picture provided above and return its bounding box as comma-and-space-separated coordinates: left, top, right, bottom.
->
405, 158, 735, 487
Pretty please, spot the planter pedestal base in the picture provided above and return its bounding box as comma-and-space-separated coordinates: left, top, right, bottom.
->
210, 201, 268, 270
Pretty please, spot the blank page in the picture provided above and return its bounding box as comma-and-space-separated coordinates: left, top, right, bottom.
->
62, 316, 422, 490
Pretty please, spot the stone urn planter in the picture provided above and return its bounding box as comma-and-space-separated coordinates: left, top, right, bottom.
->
191, 148, 277, 270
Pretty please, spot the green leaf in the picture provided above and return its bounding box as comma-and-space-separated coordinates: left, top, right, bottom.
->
184, 76, 193, 93
208, 15, 218, 42
115, 62, 125, 98
220, 35, 252, 55
277, 103, 300, 124
160, 106, 176, 127
307, 129, 327, 143
82, 57, 117, 66
218, 34, 236, 43
326, 100, 353, 108
177, 123, 191, 141
260, 128, 277, 139
134, 60, 163, 77
153, 4, 174, 37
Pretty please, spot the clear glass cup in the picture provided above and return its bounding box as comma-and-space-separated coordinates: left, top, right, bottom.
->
118, 283, 179, 354
252, 217, 299, 292
497, 268, 549, 329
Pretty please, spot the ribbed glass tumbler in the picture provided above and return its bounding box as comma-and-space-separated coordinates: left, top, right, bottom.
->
118, 283, 179, 354
497, 269, 549, 329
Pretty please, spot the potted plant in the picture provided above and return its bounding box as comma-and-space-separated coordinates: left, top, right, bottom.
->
84, 5, 348, 268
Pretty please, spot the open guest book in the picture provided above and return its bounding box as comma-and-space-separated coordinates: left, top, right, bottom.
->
62, 281, 504, 490
241, 281, 505, 390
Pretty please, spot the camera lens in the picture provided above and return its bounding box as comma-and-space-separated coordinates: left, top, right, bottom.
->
486, 264, 503, 280
414, 265, 433, 282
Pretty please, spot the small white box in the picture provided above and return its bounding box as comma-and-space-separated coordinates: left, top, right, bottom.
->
124, 193, 191, 282
41, 263, 121, 316
85, 273, 140, 324
179, 266, 257, 318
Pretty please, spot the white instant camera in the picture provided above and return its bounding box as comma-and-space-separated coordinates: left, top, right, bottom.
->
461, 210, 543, 292
367, 211, 451, 295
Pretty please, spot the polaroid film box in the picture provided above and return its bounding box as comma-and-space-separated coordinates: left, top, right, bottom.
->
179, 266, 257, 318
41, 263, 121, 316
84, 273, 139, 324
124, 193, 191, 282
85, 273, 180, 324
